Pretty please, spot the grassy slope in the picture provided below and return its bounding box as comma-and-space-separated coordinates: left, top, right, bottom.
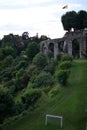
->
6, 60, 87, 130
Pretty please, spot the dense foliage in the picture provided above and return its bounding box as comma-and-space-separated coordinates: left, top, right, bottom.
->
61, 10, 87, 31
0, 32, 73, 125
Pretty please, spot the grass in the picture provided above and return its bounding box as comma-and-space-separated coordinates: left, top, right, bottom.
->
4, 60, 87, 130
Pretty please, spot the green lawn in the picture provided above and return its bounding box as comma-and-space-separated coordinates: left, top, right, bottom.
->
5, 60, 87, 130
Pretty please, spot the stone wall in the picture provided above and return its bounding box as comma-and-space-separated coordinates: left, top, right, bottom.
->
40, 29, 87, 59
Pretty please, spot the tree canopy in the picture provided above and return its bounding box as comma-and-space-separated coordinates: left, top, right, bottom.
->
61, 10, 87, 31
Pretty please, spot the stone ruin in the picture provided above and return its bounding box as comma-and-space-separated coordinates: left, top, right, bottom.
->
40, 29, 87, 58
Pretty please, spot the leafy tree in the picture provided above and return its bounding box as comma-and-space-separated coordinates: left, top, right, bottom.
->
0, 87, 15, 123
26, 42, 40, 61
56, 70, 70, 86
32, 71, 53, 88
22, 32, 29, 40
61, 10, 87, 31
61, 11, 77, 31
0, 55, 13, 70
32, 52, 48, 69
2, 34, 24, 55
76, 10, 87, 30
58, 61, 72, 70
2, 46, 16, 58
21, 89, 41, 109
0, 49, 4, 60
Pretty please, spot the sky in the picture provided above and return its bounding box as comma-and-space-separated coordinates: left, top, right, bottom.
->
0, 0, 86, 39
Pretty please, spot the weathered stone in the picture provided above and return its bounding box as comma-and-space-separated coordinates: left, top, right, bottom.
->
40, 29, 87, 59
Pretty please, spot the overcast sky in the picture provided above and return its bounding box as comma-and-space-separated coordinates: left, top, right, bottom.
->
0, 0, 86, 39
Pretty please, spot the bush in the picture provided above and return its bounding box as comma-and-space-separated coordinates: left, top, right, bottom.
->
44, 64, 55, 74
47, 50, 54, 59
27, 65, 36, 74
0, 68, 12, 81
57, 53, 64, 61
32, 52, 48, 69
58, 61, 72, 70
26, 42, 40, 60
21, 89, 41, 109
61, 54, 73, 62
32, 71, 54, 88
27, 65, 39, 76
16, 68, 25, 79
56, 69, 70, 86
15, 73, 29, 91
0, 87, 15, 123
48, 86, 60, 97
15, 60, 28, 70
15, 101, 25, 115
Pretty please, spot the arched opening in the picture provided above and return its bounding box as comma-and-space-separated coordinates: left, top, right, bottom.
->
48, 43, 54, 58
58, 41, 64, 52
72, 39, 80, 58
48, 43, 54, 52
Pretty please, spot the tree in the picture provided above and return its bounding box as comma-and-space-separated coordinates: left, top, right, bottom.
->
61, 11, 77, 31
0, 87, 15, 123
32, 52, 48, 69
22, 32, 29, 40
26, 42, 40, 61
56, 70, 70, 86
2, 46, 16, 58
61, 10, 87, 31
2, 34, 24, 55
32, 71, 53, 88
76, 10, 87, 30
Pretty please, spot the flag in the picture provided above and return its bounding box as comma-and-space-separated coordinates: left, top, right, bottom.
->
62, 5, 68, 9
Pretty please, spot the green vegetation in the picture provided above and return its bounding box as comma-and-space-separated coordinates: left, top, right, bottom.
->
0, 33, 51, 124
61, 10, 87, 31
0, 9, 87, 130
0, 32, 72, 127
3, 60, 87, 130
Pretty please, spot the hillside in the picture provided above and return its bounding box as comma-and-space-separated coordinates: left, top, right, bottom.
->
4, 60, 87, 130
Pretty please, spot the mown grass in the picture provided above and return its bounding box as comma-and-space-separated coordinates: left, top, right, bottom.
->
5, 60, 87, 130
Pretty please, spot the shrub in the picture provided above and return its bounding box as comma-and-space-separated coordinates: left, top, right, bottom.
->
32, 52, 48, 69
15, 73, 29, 91
21, 89, 41, 109
61, 54, 73, 62
26, 42, 40, 60
15, 60, 28, 70
57, 53, 64, 61
15, 101, 25, 115
27, 65, 36, 74
27, 64, 39, 76
0, 68, 12, 82
2, 55, 13, 68
32, 71, 54, 88
21, 73, 30, 88
16, 68, 25, 79
0, 87, 15, 123
44, 64, 55, 74
48, 86, 60, 97
47, 50, 54, 59
56, 69, 70, 86
58, 61, 72, 70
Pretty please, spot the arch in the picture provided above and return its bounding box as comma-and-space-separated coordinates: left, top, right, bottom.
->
40, 30, 87, 59
48, 43, 54, 53
58, 41, 64, 52
72, 39, 80, 58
